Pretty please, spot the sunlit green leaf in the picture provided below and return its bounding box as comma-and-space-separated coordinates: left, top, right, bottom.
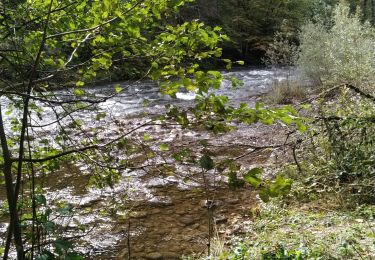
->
75, 81, 85, 87
73, 89, 84, 96
243, 168, 263, 188
159, 143, 169, 151
115, 85, 123, 93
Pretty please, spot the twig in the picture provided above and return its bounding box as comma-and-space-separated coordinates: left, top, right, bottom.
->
292, 144, 302, 174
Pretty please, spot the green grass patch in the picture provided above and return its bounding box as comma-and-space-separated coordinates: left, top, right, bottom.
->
220, 202, 375, 259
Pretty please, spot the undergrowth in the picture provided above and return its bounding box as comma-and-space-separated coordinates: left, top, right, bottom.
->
199, 85, 375, 260
222, 202, 375, 259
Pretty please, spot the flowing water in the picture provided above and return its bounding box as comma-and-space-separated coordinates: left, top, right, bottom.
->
0, 68, 298, 259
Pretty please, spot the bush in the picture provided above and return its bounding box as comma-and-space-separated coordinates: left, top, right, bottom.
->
297, 2, 375, 88
296, 86, 375, 204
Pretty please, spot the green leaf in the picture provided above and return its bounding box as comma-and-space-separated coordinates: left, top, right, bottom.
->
143, 134, 151, 141
259, 188, 270, 202
236, 60, 245, 65
159, 143, 169, 151
207, 70, 222, 78
199, 154, 215, 170
228, 171, 245, 190
143, 99, 150, 107
296, 121, 307, 133
243, 168, 263, 188
73, 89, 84, 96
96, 112, 106, 120
35, 194, 47, 206
247, 167, 263, 176
75, 81, 85, 87
43, 221, 55, 232
300, 104, 311, 110
269, 175, 293, 197
280, 115, 293, 124
115, 85, 123, 93
199, 140, 209, 147
244, 175, 261, 188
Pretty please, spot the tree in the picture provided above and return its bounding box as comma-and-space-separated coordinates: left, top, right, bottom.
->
297, 2, 375, 88
181, 0, 315, 63
0, 0, 229, 258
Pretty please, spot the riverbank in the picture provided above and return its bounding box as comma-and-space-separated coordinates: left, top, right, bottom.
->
201, 83, 375, 259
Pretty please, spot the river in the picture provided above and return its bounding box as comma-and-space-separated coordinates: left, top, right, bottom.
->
0, 68, 298, 259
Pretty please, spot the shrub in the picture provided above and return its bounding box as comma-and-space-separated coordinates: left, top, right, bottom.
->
296, 86, 375, 204
297, 2, 375, 88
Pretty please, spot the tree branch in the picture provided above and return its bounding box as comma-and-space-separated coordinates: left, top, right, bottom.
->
45, 0, 144, 39
345, 84, 375, 102
10, 121, 172, 163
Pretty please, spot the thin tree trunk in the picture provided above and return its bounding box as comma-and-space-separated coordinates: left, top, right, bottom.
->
1, 1, 54, 258
0, 105, 23, 259
14, 0, 53, 203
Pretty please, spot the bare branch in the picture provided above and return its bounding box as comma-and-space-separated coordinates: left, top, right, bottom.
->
0, 90, 118, 105
11, 144, 99, 163
10, 121, 164, 163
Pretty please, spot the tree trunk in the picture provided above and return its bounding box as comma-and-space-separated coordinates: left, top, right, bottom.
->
0, 105, 24, 259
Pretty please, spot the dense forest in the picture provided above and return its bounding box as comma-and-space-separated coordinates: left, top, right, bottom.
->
0, 0, 374, 259
183, 0, 375, 64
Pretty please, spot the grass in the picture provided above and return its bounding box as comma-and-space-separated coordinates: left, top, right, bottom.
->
266, 80, 307, 104
212, 201, 375, 259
